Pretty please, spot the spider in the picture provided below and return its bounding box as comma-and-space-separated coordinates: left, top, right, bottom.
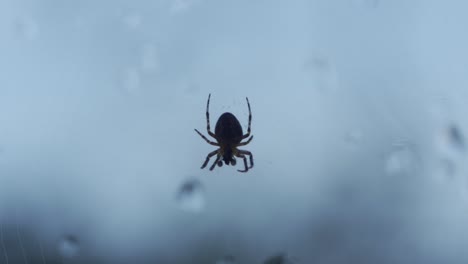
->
194, 94, 254, 172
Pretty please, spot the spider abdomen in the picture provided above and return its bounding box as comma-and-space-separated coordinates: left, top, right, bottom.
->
214, 112, 243, 143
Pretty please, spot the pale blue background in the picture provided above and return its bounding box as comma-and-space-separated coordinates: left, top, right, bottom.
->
0, 0, 467, 263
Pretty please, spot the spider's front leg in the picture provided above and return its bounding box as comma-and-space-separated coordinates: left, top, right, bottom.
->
238, 135, 253, 146
195, 129, 219, 146
205, 93, 217, 139
241, 97, 252, 140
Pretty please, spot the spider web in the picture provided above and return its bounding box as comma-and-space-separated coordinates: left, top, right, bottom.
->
1, 220, 9, 264
0, 207, 48, 264
16, 209, 29, 264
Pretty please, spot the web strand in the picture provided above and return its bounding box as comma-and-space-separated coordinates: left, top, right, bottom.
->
0, 221, 9, 264
15, 210, 28, 264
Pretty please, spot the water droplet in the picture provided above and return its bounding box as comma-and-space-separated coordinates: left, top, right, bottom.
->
352, 0, 380, 8
141, 43, 159, 73
171, 0, 196, 14
216, 255, 236, 264
123, 13, 142, 29
58, 235, 79, 259
122, 68, 141, 94
385, 143, 419, 176
303, 56, 338, 93
14, 17, 39, 40
447, 125, 464, 151
344, 129, 363, 146
363, 0, 380, 8
436, 123, 466, 160
433, 159, 456, 183
185, 83, 200, 94
459, 178, 468, 205
176, 178, 205, 213
304, 57, 330, 71
264, 253, 294, 264
72, 15, 85, 28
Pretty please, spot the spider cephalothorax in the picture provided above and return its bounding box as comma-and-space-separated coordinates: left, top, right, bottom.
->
195, 94, 254, 172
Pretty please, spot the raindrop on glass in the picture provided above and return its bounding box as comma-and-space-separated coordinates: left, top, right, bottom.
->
459, 178, 468, 205
363, 0, 379, 8
216, 255, 236, 264
171, 0, 196, 14
14, 17, 39, 40
445, 124, 464, 152
352, 0, 380, 8
344, 129, 363, 146
141, 43, 159, 73
58, 235, 79, 259
303, 56, 338, 93
263, 253, 294, 264
304, 56, 330, 72
385, 143, 419, 176
185, 83, 200, 94
72, 16, 86, 30
122, 68, 141, 94
435, 123, 466, 161
123, 13, 142, 29
433, 159, 456, 183
176, 178, 205, 213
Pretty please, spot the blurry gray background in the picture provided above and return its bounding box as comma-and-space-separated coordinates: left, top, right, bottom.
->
0, 0, 467, 263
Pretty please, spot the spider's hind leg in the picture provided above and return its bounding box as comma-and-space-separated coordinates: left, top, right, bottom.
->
201, 149, 218, 169
209, 155, 222, 171
237, 149, 254, 170
236, 154, 249, 173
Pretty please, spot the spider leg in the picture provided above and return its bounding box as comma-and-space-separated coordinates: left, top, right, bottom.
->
238, 149, 254, 169
235, 153, 249, 173
194, 129, 219, 146
238, 135, 253, 146
209, 155, 222, 171
201, 149, 219, 169
241, 97, 252, 139
205, 94, 217, 139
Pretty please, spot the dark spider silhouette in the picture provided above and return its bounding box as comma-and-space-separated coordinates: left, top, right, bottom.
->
195, 94, 254, 172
